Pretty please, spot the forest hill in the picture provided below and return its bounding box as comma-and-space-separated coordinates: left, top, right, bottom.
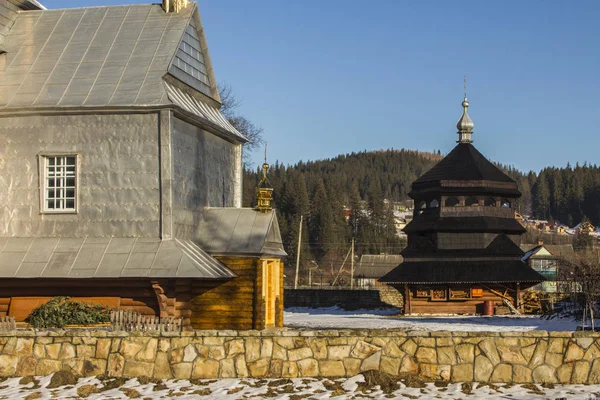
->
242, 149, 600, 284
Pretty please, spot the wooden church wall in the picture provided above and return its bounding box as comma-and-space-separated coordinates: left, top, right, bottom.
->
402, 285, 517, 315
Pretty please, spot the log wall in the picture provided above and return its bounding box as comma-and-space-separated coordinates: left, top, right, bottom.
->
401, 284, 518, 315
0, 298, 10, 317
190, 258, 258, 330
0, 279, 160, 321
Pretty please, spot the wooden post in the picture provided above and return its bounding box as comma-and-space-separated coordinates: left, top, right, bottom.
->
294, 215, 303, 289
350, 238, 355, 289
516, 282, 521, 313
404, 284, 411, 315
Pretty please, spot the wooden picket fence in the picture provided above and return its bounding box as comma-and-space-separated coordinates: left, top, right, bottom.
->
110, 310, 182, 333
0, 316, 16, 332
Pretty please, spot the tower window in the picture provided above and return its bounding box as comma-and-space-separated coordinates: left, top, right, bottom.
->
445, 197, 459, 207
485, 197, 497, 207
41, 155, 78, 213
465, 197, 479, 206
429, 199, 439, 208
501, 199, 512, 208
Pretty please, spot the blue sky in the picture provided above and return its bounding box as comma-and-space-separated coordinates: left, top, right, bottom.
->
45, 1, 600, 173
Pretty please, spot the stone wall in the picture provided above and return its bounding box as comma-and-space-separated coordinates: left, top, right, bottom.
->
1, 330, 599, 384
285, 287, 402, 310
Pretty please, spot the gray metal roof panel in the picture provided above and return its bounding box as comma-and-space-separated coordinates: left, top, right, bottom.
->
0, 237, 235, 279
196, 208, 287, 257
0, 4, 184, 109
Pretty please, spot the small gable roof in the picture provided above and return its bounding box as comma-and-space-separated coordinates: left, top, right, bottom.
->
520, 244, 575, 261
0, 237, 236, 279
195, 208, 287, 257
0, 2, 244, 141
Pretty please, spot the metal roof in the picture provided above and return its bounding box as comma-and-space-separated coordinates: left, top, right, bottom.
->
165, 81, 246, 141
520, 244, 574, 261
355, 255, 403, 279
8, 0, 45, 10
0, 237, 237, 279
0, 3, 241, 139
195, 208, 287, 257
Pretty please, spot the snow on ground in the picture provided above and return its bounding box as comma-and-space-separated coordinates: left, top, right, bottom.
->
284, 307, 580, 331
1, 374, 600, 400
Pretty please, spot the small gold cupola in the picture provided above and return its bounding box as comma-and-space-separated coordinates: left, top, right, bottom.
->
457, 76, 474, 143
256, 147, 273, 212
162, 0, 188, 13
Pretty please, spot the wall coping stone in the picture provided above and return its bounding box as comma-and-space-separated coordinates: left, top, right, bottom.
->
0, 329, 586, 339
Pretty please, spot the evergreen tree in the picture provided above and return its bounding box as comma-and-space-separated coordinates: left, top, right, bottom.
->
309, 179, 336, 262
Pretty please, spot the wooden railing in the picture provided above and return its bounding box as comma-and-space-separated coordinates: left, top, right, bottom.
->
0, 316, 16, 332
110, 310, 182, 333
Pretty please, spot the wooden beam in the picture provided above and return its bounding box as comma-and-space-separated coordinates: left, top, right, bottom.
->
404, 284, 411, 315
151, 281, 170, 318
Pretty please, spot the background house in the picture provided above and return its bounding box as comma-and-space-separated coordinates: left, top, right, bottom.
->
520, 242, 574, 293
354, 254, 403, 288
0, 0, 285, 330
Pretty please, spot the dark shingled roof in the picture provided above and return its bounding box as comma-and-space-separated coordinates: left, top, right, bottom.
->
401, 234, 525, 258
379, 259, 544, 285
404, 216, 527, 234
413, 143, 516, 185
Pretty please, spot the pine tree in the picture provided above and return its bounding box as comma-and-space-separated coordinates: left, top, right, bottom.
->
309, 179, 336, 262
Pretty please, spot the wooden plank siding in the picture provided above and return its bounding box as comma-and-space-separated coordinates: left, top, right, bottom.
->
191, 257, 258, 330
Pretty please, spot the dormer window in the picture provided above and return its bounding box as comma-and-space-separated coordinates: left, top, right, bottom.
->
41, 155, 78, 213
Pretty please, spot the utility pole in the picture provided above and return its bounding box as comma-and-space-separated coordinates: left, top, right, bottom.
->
294, 215, 303, 289
350, 238, 355, 289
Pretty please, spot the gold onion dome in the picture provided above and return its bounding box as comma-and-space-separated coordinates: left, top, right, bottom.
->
456, 96, 474, 143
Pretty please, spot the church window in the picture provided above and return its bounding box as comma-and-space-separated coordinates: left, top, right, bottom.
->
501, 199, 511, 208
429, 199, 439, 208
41, 155, 78, 212
445, 197, 459, 207
430, 288, 447, 301
465, 196, 478, 206
418, 201, 426, 209
484, 197, 497, 207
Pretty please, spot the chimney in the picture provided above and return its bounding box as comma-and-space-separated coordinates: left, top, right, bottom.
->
162, 0, 188, 13
537, 238, 543, 246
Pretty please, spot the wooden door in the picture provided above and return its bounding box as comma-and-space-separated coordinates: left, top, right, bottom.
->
263, 260, 279, 327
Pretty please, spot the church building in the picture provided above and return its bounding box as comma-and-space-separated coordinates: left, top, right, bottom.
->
0, 0, 285, 330
380, 95, 544, 315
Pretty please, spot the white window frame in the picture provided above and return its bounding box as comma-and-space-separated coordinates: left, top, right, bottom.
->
39, 154, 79, 214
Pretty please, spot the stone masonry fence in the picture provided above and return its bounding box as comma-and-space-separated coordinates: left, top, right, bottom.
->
1, 329, 600, 384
